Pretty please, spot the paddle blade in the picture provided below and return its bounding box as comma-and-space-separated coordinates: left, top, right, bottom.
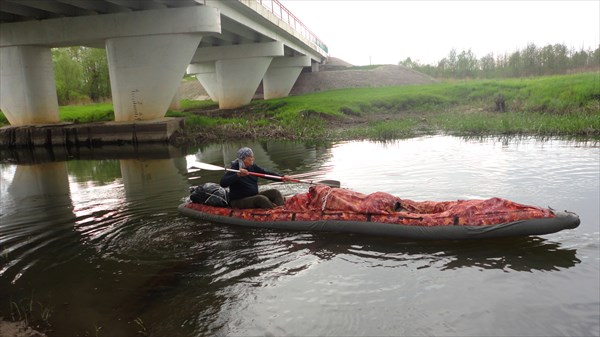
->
318, 180, 341, 188
192, 162, 227, 171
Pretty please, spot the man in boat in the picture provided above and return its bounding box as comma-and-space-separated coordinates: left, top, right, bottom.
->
220, 147, 290, 209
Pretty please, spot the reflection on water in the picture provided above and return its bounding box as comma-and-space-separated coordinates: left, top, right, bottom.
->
1, 162, 76, 283
1, 136, 598, 336
193, 141, 335, 177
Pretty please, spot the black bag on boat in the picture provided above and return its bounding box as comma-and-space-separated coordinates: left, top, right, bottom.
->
190, 183, 229, 207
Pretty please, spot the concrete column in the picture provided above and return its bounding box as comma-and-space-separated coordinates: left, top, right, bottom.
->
215, 57, 274, 109
311, 62, 320, 72
187, 42, 284, 109
263, 56, 311, 99
106, 34, 202, 122
0, 46, 59, 126
188, 63, 219, 102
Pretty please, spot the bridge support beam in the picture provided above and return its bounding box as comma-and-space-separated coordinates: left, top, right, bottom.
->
188, 42, 284, 109
106, 34, 203, 121
263, 56, 311, 100
0, 46, 59, 126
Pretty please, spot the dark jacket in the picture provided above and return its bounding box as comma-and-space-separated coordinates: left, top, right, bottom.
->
220, 160, 282, 201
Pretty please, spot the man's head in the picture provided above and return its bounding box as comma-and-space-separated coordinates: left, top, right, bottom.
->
237, 147, 254, 160
237, 147, 254, 167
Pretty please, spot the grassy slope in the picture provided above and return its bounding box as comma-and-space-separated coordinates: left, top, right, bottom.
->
253, 72, 600, 139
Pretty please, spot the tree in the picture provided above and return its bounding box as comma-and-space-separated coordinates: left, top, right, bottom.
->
81, 47, 110, 102
480, 53, 496, 78
540, 44, 556, 74
522, 43, 539, 76
592, 46, 600, 67
446, 49, 457, 77
507, 50, 523, 77
456, 49, 478, 78
52, 47, 84, 104
553, 43, 569, 74
399, 57, 419, 69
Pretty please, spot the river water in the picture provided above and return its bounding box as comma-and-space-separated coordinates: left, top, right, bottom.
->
1, 135, 598, 336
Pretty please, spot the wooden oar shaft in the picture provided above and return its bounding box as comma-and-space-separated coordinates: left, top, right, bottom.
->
227, 168, 320, 185
193, 162, 340, 187
225, 168, 282, 180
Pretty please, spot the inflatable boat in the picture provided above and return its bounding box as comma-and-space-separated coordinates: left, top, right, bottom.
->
178, 185, 580, 240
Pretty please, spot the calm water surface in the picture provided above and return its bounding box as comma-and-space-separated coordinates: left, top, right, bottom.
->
1, 135, 598, 336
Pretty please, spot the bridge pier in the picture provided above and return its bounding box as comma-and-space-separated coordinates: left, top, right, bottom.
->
106, 34, 203, 121
263, 56, 311, 100
187, 42, 284, 109
0, 46, 59, 126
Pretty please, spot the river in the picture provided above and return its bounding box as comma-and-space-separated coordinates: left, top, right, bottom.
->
1, 135, 598, 336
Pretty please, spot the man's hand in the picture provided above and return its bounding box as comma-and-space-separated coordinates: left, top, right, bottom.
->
237, 168, 249, 176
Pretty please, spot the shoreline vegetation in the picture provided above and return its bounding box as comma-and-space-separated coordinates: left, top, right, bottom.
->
1, 72, 598, 144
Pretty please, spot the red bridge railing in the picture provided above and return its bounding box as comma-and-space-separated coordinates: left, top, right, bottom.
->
254, 0, 328, 55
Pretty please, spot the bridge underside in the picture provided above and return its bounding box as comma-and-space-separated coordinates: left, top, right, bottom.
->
0, 1, 325, 127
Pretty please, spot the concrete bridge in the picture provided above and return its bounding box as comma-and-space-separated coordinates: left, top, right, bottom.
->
0, 0, 328, 126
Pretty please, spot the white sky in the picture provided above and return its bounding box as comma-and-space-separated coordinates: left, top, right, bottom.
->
281, 0, 600, 66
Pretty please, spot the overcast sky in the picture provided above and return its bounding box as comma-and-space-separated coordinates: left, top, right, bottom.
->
280, 0, 600, 66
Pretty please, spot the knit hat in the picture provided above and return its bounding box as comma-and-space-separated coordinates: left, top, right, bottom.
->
237, 147, 254, 160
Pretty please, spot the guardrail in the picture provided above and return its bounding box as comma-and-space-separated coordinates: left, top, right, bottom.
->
255, 0, 329, 55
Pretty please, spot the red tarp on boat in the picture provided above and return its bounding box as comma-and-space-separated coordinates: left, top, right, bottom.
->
185, 185, 554, 227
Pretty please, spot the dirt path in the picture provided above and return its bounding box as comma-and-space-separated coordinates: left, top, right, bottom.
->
290, 64, 436, 95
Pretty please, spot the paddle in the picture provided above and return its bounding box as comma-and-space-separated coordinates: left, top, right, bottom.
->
192, 162, 340, 188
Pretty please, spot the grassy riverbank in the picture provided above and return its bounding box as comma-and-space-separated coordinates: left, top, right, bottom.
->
176, 72, 599, 142
1, 72, 598, 142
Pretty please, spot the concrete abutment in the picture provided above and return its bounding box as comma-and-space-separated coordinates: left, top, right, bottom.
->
0, 118, 185, 148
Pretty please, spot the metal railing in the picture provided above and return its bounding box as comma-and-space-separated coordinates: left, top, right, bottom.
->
254, 0, 328, 55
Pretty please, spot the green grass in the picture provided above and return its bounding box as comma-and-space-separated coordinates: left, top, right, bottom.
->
259, 72, 598, 122
343, 118, 422, 140
0, 102, 116, 125
432, 110, 599, 136
58, 103, 114, 123
178, 99, 217, 110
167, 100, 247, 128
253, 72, 599, 138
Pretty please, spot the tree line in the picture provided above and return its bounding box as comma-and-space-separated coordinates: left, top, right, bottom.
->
399, 43, 600, 79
